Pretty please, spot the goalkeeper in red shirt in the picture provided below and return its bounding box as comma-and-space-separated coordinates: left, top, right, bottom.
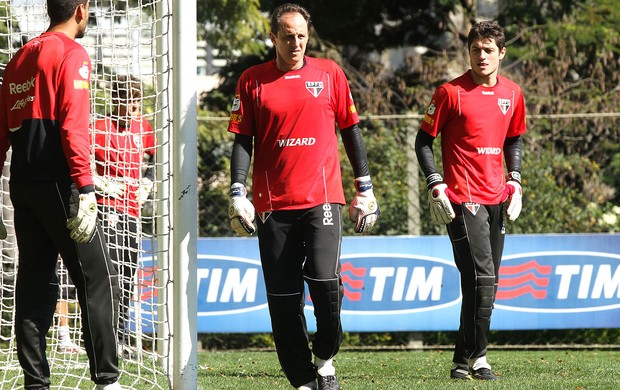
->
415, 20, 526, 381
91, 74, 155, 357
0, 1, 121, 389
227, 3, 379, 390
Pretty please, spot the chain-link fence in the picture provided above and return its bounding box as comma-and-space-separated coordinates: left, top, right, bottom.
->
198, 112, 620, 238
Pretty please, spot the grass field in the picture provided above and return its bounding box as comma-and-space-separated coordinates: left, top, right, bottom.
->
198, 349, 620, 389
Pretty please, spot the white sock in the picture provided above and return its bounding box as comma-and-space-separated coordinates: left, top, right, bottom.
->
314, 356, 336, 376
469, 355, 492, 371
296, 379, 317, 390
58, 326, 71, 342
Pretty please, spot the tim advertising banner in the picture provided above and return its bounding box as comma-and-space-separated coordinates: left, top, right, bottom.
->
135, 234, 620, 333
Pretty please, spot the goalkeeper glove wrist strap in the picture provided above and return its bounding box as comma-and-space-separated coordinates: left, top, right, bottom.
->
425, 173, 443, 190
354, 176, 373, 192
229, 183, 247, 197
507, 171, 522, 184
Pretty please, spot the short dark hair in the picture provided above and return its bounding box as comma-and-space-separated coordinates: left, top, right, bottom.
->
111, 74, 142, 103
47, 0, 86, 25
270, 3, 311, 34
467, 20, 505, 51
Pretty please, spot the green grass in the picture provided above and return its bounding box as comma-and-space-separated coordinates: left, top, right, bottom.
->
198, 349, 620, 389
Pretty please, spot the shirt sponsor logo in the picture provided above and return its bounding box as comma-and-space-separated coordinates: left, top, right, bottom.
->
426, 103, 436, 115
476, 147, 502, 155
73, 80, 89, 90
79, 62, 89, 79
305, 81, 323, 98
10, 95, 34, 111
482, 91, 494, 95
497, 251, 620, 313
285, 75, 300, 79
9, 77, 35, 95
498, 98, 511, 114
277, 137, 316, 147
231, 95, 240, 111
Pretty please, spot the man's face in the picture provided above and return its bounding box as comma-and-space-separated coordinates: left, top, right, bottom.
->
469, 37, 505, 84
270, 12, 308, 71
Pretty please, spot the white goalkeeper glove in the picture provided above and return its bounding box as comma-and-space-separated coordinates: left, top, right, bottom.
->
0, 217, 6, 240
67, 191, 98, 243
428, 182, 457, 224
137, 177, 154, 205
93, 175, 124, 199
349, 176, 380, 233
228, 183, 256, 236
504, 173, 522, 221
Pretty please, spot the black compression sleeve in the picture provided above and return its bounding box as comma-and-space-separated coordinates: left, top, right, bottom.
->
503, 135, 523, 174
414, 130, 439, 180
230, 133, 253, 185
341, 124, 370, 178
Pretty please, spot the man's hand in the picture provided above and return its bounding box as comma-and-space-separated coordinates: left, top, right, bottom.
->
67, 192, 98, 243
137, 177, 154, 205
93, 175, 124, 199
504, 180, 522, 221
228, 183, 255, 236
428, 183, 456, 224
349, 176, 380, 233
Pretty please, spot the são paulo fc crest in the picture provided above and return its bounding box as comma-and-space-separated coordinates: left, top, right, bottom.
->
306, 81, 324, 98
464, 202, 480, 216
498, 98, 511, 115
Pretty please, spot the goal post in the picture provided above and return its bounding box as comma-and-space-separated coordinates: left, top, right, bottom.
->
0, 1, 197, 389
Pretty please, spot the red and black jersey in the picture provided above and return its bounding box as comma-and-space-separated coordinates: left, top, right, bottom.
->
0, 32, 93, 190
228, 56, 359, 213
93, 117, 155, 217
420, 71, 527, 204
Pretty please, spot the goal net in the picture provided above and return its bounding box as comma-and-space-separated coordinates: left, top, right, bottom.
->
0, 1, 195, 389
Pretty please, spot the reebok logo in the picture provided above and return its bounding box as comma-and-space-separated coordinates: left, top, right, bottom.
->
9, 77, 35, 95
322, 203, 334, 226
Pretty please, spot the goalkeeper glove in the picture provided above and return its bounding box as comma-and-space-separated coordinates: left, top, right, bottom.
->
0, 217, 6, 240
427, 175, 457, 224
137, 177, 154, 205
349, 176, 380, 233
504, 172, 522, 221
67, 191, 98, 243
228, 183, 255, 236
93, 175, 124, 199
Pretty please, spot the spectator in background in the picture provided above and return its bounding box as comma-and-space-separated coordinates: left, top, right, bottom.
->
415, 20, 526, 381
227, 3, 379, 390
0, 1, 122, 388
91, 74, 155, 356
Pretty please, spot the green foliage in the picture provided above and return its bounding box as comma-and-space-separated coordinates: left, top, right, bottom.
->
198, 0, 270, 58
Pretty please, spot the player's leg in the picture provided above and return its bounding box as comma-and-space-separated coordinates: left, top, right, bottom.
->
11, 183, 59, 389
257, 210, 317, 388
448, 204, 497, 379
56, 185, 120, 385
302, 203, 343, 389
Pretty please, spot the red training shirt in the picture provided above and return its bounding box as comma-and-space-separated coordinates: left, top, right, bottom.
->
420, 71, 527, 204
0, 32, 93, 190
228, 56, 359, 213
92, 117, 155, 217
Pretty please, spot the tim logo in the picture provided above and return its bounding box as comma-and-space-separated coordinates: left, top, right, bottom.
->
334, 254, 461, 314
497, 251, 620, 313
498, 98, 511, 115
306, 81, 323, 98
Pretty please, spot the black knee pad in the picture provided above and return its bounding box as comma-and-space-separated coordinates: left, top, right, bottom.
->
306, 278, 343, 322
476, 275, 495, 319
